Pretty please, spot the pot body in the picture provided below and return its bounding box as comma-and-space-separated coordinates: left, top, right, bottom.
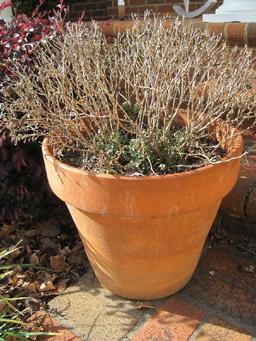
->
42, 137, 242, 299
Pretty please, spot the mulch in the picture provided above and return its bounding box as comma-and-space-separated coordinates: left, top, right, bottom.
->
0, 203, 88, 315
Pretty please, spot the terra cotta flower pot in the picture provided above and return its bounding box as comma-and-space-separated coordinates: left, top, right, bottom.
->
42, 131, 243, 300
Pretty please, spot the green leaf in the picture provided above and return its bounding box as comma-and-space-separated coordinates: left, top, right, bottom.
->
0, 294, 25, 316
0, 318, 28, 326
0, 264, 54, 272
0, 270, 14, 280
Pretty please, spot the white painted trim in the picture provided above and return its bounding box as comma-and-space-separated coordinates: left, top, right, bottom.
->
0, 0, 13, 22
203, 0, 256, 23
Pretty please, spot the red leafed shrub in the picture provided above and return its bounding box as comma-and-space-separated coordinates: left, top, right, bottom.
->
0, 132, 58, 224
0, 1, 67, 224
0, 0, 67, 80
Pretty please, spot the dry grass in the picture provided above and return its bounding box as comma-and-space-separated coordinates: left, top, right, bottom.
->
2, 15, 256, 175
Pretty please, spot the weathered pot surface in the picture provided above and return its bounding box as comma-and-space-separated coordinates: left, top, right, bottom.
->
42, 132, 243, 300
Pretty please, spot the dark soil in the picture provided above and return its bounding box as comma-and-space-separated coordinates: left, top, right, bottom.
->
59, 136, 226, 176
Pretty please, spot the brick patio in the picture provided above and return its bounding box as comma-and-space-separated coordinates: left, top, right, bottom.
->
35, 240, 255, 340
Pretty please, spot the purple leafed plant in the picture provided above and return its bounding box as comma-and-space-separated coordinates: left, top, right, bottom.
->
0, 0, 68, 223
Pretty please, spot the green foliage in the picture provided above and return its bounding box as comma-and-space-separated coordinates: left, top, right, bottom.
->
0, 244, 59, 340
67, 104, 189, 175
90, 127, 187, 175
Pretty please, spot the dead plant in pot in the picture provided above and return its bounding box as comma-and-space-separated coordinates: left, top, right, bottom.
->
2, 16, 256, 299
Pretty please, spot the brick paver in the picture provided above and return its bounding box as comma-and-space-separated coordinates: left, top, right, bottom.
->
194, 317, 252, 341
247, 187, 256, 222
131, 247, 256, 341
132, 298, 205, 341
29, 311, 81, 341
221, 165, 256, 220
221, 137, 256, 223
199, 248, 256, 292
184, 260, 256, 327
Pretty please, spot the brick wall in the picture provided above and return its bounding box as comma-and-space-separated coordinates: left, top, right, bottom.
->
68, 0, 223, 21
108, 0, 222, 19
68, 0, 108, 21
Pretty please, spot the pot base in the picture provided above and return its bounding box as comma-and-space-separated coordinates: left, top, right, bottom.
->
96, 273, 194, 300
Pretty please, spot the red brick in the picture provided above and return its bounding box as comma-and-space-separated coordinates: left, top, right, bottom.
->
196, 317, 252, 341
185, 271, 256, 326
148, 0, 165, 4
247, 186, 256, 222
225, 23, 247, 46
155, 5, 175, 14
132, 298, 205, 341
129, 0, 146, 5
199, 248, 256, 292
206, 23, 225, 38
247, 23, 256, 47
138, 6, 157, 14
221, 165, 256, 219
29, 311, 81, 341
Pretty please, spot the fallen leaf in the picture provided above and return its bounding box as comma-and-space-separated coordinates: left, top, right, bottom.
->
25, 228, 41, 238
39, 281, 55, 292
59, 246, 71, 257
41, 237, 58, 254
22, 281, 40, 293
56, 281, 67, 293
29, 253, 40, 265
50, 255, 69, 272
0, 224, 14, 239
238, 264, 255, 274
135, 301, 156, 310
40, 219, 61, 237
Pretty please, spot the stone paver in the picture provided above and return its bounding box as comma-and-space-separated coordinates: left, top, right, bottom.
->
48, 270, 167, 341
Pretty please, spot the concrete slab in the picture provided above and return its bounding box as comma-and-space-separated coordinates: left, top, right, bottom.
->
48, 270, 167, 341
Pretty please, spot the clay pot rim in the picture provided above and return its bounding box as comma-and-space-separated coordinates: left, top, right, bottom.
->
42, 129, 243, 181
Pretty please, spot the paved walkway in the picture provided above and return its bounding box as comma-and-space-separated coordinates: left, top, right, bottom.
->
34, 240, 255, 341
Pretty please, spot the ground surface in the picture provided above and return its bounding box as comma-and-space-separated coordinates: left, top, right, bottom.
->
24, 216, 256, 341
0, 204, 88, 316
1, 137, 256, 339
